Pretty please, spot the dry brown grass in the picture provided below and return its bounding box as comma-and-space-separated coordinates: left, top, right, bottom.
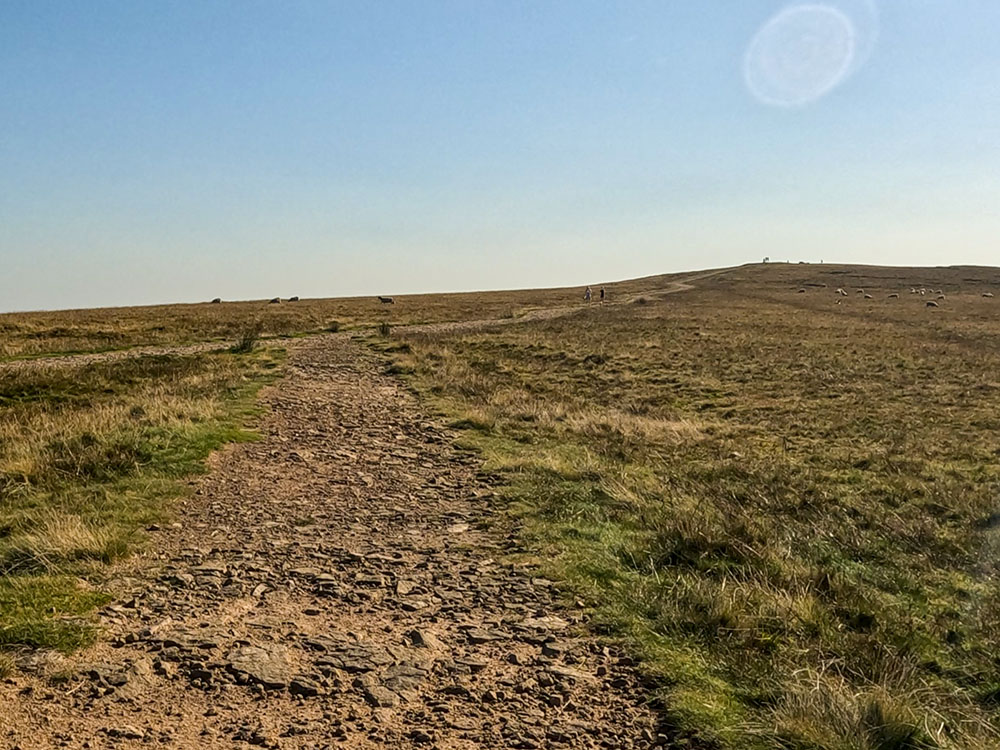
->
0, 348, 280, 652
388, 263, 1000, 750
4, 511, 125, 574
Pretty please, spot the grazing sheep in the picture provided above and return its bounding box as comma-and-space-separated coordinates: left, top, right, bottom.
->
863, 294, 873, 299
910, 288, 918, 294
937, 294, 946, 300
887, 293, 899, 298
211, 298, 222, 304
378, 296, 396, 304
797, 288, 806, 293
926, 300, 939, 307
984, 292, 995, 298
288, 296, 300, 302
920, 289, 926, 295
856, 288, 865, 295
269, 297, 280, 304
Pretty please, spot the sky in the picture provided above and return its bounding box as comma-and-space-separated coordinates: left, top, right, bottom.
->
2, 1, 999, 311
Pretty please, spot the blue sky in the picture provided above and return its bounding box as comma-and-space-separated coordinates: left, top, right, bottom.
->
2, 1, 999, 311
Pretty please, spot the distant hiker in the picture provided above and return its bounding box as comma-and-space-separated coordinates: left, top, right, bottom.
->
584, 286, 592, 303
599, 287, 606, 303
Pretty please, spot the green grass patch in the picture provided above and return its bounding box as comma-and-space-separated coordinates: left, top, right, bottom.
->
0, 576, 111, 652
0, 347, 282, 655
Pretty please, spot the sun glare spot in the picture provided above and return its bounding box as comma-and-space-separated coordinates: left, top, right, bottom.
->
744, 4, 860, 107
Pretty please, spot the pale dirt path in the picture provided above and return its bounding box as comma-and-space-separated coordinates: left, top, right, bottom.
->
0, 336, 663, 749
387, 268, 737, 340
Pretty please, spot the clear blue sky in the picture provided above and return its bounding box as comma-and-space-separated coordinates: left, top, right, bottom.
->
2, 1, 998, 311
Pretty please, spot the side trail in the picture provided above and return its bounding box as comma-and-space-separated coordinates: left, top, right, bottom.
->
1, 336, 660, 749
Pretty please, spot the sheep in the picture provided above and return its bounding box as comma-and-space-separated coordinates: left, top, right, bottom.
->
926, 300, 939, 307
288, 296, 300, 302
984, 292, 995, 298
856, 288, 865, 295
864, 294, 873, 300
211, 298, 222, 304
269, 297, 280, 304
910, 288, 918, 294
887, 293, 899, 298
378, 296, 396, 304
920, 289, 926, 295
835, 288, 848, 296
937, 294, 946, 300
797, 288, 806, 293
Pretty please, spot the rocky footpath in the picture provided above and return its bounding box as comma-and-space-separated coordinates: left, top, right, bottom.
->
0, 336, 663, 749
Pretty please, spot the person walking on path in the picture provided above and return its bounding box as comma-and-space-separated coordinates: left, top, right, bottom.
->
584, 286, 592, 303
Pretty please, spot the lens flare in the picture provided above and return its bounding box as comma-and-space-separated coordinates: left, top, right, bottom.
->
744, 4, 860, 107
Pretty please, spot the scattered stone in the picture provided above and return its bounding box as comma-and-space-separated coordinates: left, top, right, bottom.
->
406, 629, 444, 651
358, 680, 399, 708
454, 657, 488, 674
464, 627, 502, 644
289, 676, 323, 697
103, 725, 144, 740
226, 645, 291, 690
315, 644, 393, 674
0, 337, 659, 749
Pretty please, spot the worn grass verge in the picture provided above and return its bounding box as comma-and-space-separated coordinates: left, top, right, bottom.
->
385, 282, 1000, 750
0, 347, 282, 654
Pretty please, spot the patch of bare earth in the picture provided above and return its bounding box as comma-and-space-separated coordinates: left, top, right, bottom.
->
0, 336, 658, 749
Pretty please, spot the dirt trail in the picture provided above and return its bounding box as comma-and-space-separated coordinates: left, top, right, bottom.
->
395, 268, 736, 340
0, 336, 661, 749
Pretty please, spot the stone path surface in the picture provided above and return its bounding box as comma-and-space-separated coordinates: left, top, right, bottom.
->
0, 336, 661, 749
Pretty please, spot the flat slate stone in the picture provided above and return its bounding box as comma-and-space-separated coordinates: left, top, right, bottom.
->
226, 645, 291, 690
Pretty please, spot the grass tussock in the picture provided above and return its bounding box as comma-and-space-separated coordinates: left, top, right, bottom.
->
0, 348, 281, 654
230, 320, 263, 354
392, 270, 1000, 750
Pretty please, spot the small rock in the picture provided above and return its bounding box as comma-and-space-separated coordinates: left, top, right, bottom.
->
361, 685, 399, 707
226, 645, 291, 690
406, 629, 444, 651
289, 676, 323, 697
103, 725, 144, 740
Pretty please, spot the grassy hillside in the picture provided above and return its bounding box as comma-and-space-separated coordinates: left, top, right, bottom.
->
0, 281, 631, 360
387, 263, 1000, 749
